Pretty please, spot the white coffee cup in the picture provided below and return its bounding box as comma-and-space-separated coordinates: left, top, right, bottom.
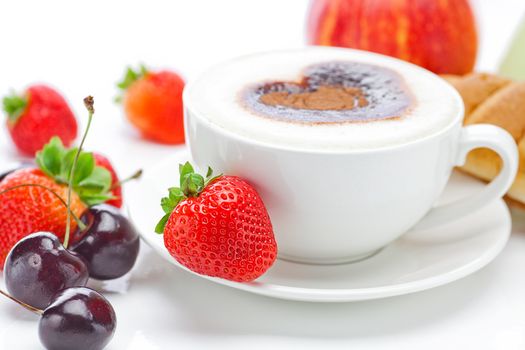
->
184, 48, 518, 264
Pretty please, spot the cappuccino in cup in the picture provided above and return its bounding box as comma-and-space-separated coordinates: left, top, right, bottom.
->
186, 49, 461, 151
184, 47, 517, 264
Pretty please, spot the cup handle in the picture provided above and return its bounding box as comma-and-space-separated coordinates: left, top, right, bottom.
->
413, 124, 518, 231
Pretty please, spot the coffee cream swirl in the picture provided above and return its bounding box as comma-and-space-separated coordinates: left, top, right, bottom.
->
241, 61, 412, 124
184, 48, 462, 151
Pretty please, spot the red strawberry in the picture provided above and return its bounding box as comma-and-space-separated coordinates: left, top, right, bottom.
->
3, 85, 77, 155
0, 168, 86, 269
116, 65, 185, 144
93, 153, 122, 208
0, 136, 115, 269
156, 162, 277, 282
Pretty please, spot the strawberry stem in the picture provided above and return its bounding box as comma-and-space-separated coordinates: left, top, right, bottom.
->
109, 169, 143, 191
0, 183, 86, 230
64, 96, 94, 249
0, 289, 43, 315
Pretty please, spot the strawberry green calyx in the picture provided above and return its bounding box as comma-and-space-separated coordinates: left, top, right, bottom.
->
2, 92, 28, 124
115, 64, 148, 103
35, 136, 114, 207
155, 162, 221, 234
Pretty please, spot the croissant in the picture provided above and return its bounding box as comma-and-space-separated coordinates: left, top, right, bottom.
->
442, 73, 525, 206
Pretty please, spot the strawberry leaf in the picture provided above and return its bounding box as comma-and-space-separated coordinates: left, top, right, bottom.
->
81, 193, 116, 207
77, 166, 112, 192
36, 137, 66, 179
72, 152, 95, 184
160, 197, 175, 214
2, 92, 28, 124
179, 162, 206, 197
155, 213, 171, 234
169, 187, 184, 201
160, 187, 185, 214
182, 173, 204, 197
60, 148, 78, 183
204, 166, 222, 186
179, 162, 194, 187
116, 68, 139, 90
115, 64, 148, 103
36, 137, 113, 206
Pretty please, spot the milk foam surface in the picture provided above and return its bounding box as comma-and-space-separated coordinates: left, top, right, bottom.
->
185, 48, 462, 151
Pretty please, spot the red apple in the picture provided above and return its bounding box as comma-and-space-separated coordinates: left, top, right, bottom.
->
307, 0, 478, 75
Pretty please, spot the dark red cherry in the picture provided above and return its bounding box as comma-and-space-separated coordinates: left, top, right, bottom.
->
4, 232, 89, 309
39, 287, 116, 350
71, 204, 140, 280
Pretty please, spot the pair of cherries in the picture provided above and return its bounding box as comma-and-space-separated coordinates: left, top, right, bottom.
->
1, 97, 140, 349
5, 203, 140, 306
3, 199, 139, 350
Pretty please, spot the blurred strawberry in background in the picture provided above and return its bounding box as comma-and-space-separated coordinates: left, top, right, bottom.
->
307, 0, 478, 75
116, 65, 185, 145
2, 85, 77, 155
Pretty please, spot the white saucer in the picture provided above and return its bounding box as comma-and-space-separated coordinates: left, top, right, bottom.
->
128, 149, 511, 302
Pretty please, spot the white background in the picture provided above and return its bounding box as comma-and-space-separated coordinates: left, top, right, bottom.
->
0, 0, 525, 349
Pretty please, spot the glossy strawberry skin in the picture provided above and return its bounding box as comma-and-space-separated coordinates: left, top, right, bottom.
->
163, 176, 277, 282
123, 71, 185, 144
0, 168, 86, 269
93, 153, 122, 208
7, 85, 77, 155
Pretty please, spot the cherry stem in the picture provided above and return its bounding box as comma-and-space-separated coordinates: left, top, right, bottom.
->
110, 169, 143, 190
0, 184, 86, 231
0, 289, 43, 316
64, 96, 94, 249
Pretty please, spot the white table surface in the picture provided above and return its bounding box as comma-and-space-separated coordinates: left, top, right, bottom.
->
0, 0, 525, 349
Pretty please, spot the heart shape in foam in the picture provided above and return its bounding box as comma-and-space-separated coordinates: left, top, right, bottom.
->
240, 61, 413, 124
260, 85, 369, 111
